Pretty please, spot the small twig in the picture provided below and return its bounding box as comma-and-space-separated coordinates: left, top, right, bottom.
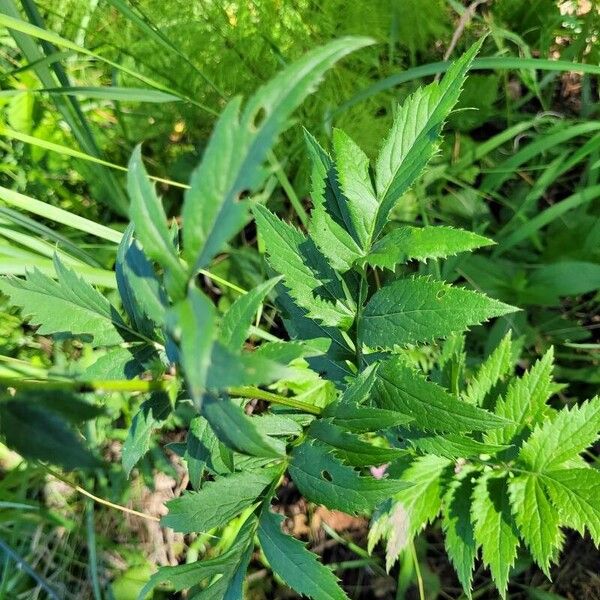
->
44, 467, 160, 523
410, 541, 425, 600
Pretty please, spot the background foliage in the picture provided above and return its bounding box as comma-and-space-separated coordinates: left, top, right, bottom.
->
0, 1, 599, 599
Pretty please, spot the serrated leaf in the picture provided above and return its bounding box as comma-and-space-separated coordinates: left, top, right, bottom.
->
305, 130, 364, 272
258, 510, 348, 600
162, 467, 278, 533
471, 473, 519, 598
288, 441, 409, 514
0, 257, 127, 346
116, 224, 167, 333
220, 277, 280, 351
127, 146, 186, 297
202, 394, 284, 458
366, 225, 494, 270
254, 205, 355, 328
0, 400, 99, 470
442, 469, 477, 598
322, 401, 413, 433
359, 276, 517, 350
182, 37, 373, 272
332, 128, 378, 249
139, 515, 256, 600
486, 348, 555, 447
373, 40, 483, 236
463, 332, 514, 406
80, 345, 155, 380
404, 431, 510, 459
542, 468, 600, 546
369, 455, 450, 570
168, 287, 215, 407
518, 397, 600, 472
308, 420, 404, 466
18, 390, 103, 424
122, 392, 171, 477
372, 357, 510, 433
508, 473, 563, 576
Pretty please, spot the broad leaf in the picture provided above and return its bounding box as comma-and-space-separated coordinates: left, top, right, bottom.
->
542, 468, 600, 546
508, 473, 563, 576
404, 431, 510, 459
519, 396, 600, 471
359, 276, 516, 350
322, 402, 413, 433
258, 510, 348, 600
288, 441, 409, 514
372, 357, 510, 432
162, 467, 278, 533
366, 225, 494, 270
471, 473, 519, 599
182, 37, 373, 272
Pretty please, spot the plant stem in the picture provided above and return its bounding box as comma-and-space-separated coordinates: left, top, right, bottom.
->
410, 541, 425, 600
0, 377, 322, 415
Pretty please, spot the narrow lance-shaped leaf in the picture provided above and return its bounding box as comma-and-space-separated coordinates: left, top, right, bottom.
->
372, 357, 510, 433
182, 37, 373, 272
127, 146, 187, 298
373, 40, 483, 237
220, 277, 280, 351
366, 225, 494, 270
258, 510, 349, 600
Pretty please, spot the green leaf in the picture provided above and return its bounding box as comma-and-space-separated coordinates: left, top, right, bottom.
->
372, 357, 510, 432
518, 397, 600, 472
542, 468, 600, 546
308, 420, 404, 466
508, 474, 563, 576
0, 399, 99, 470
220, 277, 280, 351
258, 510, 348, 600
368, 455, 450, 570
81, 346, 154, 380
463, 332, 514, 406
359, 276, 517, 350
162, 467, 278, 533
182, 37, 373, 272
139, 515, 256, 600
202, 394, 284, 458
442, 470, 477, 598
471, 473, 519, 599
254, 204, 355, 328
288, 441, 409, 514
322, 402, 413, 433
486, 348, 555, 447
304, 130, 363, 272
405, 431, 510, 459
127, 146, 186, 298
122, 393, 171, 477
0, 257, 127, 346
168, 287, 216, 407
185, 416, 232, 486
373, 40, 483, 236
116, 224, 167, 334
331, 128, 378, 249
366, 225, 494, 270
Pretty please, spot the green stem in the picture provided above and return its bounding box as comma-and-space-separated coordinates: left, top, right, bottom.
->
0, 377, 321, 415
